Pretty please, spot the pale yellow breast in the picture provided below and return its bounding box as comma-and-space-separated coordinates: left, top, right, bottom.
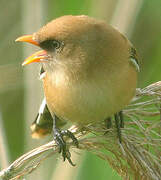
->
43, 64, 137, 126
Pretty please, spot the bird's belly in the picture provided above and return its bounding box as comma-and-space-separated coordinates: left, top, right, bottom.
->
44, 85, 112, 125
43, 70, 137, 125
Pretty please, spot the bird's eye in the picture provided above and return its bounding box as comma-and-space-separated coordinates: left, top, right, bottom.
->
52, 40, 61, 49
40, 40, 61, 51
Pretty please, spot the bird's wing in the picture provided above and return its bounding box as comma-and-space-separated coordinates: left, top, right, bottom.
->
30, 98, 53, 138
31, 98, 66, 139
30, 67, 53, 138
129, 46, 140, 72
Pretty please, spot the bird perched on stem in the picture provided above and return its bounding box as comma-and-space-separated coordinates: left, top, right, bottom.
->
16, 15, 139, 165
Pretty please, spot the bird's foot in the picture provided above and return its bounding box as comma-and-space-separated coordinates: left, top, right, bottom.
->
54, 128, 78, 166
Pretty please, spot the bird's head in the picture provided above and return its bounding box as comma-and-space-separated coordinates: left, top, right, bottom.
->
16, 15, 113, 74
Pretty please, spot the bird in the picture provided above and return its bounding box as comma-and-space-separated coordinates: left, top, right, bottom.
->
16, 15, 139, 165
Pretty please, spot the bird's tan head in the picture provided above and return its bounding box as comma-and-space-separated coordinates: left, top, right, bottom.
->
16, 15, 114, 68
16, 15, 126, 76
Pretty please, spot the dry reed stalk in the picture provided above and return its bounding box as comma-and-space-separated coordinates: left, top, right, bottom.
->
0, 81, 161, 180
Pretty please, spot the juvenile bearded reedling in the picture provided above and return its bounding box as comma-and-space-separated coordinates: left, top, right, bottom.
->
16, 15, 139, 165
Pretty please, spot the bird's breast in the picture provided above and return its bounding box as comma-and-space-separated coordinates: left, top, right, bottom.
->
42, 65, 137, 125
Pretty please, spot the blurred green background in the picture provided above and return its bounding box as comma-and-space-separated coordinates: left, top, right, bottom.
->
0, 0, 161, 179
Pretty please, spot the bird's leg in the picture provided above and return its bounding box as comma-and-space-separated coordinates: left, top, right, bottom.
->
119, 111, 124, 128
104, 117, 112, 135
53, 114, 78, 166
114, 113, 122, 143
105, 117, 112, 129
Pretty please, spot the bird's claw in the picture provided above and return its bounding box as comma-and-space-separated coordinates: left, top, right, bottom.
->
61, 130, 79, 148
54, 128, 78, 166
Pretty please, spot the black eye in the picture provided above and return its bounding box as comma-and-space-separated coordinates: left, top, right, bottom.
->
40, 39, 61, 51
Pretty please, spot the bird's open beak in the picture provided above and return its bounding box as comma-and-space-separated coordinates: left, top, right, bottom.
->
15, 35, 48, 66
